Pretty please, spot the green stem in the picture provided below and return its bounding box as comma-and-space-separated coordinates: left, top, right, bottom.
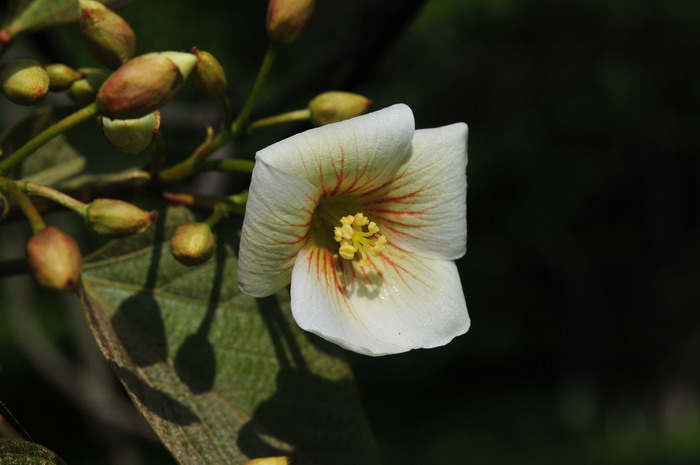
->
249, 108, 311, 133
0, 102, 99, 177
203, 204, 229, 228
232, 44, 280, 135
201, 159, 255, 173
218, 93, 234, 131
3, 181, 45, 233
16, 180, 87, 214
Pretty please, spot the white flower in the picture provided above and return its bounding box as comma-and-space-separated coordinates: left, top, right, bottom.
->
238, 104, 469, 356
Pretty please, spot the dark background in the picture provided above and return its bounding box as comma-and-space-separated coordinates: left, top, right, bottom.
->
1, 0, 700, 464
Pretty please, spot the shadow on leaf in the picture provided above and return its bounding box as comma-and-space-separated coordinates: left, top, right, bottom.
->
109, 362, 200, 426
237, 296, 379, 465
173, 237, 227, 394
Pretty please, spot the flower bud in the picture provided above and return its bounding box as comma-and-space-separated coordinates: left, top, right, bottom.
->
99, 111, 160, 153
46, 63, 83, 91
66, 67, 108, 105
0, 58, 49, 106
170, 222, 216, 266
243, 458, 294, 465
191, 48, 228, 96
78, 0, 136, 70
267, 0, 314, 44
308, 91, 373, 126
97, 51, 197, 119
85, 199, 156, 237
26, 227, 82, 292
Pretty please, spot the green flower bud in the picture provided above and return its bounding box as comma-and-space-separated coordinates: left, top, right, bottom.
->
309, 91, 373, 126
85, 199, 156, 237
243, 458, 294, 465
97, 51, 197, 119
78, 0, 136, 70
66, 67, 108, 105
191, 47, 228, 96
46, 63, 83, 91
99, 111, 160, 153
267, 0, 314, 44
170, 222, 216, 266
0, 58, 49, 106
26, 227, 82, 292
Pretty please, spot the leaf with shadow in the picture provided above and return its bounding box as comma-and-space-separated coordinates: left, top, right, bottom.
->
78, 204, 380, 465
0, 439, 66, 465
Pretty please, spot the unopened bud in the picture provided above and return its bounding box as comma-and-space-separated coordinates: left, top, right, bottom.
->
46, 63, 83, 91
243, 458, 294, 465
66, 67, 108, 105
78, 0, 136, 69
0, 58, 49, 106
27, 227, 82, 292
267, 0, 314, 44
309, 91, 373, 126
85, 199, 156, 237
97, 51, 196, 119
99, 111, 160, 153
170, 222, 216, 266
191, 48, 228, 96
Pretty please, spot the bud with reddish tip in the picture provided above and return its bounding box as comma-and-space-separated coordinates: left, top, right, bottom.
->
191, 48, 228, 96
78, 0, 136, 69
97, 51, 196, 119
46, 63, 83, 91
308, 91, 373, 126
66, 67, 108, 105
27, 227, 82, 292
267, 0, 314, 44
85, 199, 156, 237
243, 457, 294, 465
170, 222, 216, 266
99, 111, 160, 153
0, 58, 49, 106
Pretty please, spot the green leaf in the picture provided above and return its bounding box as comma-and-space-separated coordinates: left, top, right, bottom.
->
3, 0, 118, 37
78, 205, 381, 465
2, 106, 151, 188
0, 439, 67, 465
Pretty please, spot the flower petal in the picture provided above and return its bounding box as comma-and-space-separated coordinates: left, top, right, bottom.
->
238, 159, 320, 297
257, 104, 415, 196
361, 123, 468, 260
290, 244, 469, 356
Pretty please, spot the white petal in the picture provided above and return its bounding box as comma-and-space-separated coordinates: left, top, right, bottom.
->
257, 104, 415, 196
361, 123, 468, 260
290, 244, 469, 356
238, 159, 320, 297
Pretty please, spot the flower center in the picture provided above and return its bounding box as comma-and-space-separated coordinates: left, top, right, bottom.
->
332, 213, 387, 266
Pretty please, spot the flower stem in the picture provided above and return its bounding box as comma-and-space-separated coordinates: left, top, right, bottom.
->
3, 181, 45, 233
201, 159, 255, 173
16, 180, 87, 214
249, 108, 311, 133
0, 102, 99, 177
232, 44, 280, 135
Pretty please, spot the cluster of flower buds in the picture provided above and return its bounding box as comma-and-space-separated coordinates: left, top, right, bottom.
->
0, 58, 49, 106
84, 199, 156, 237
170, 222, 216, 266
78, 0, 136, 69
192, 47, 228, 97
267, 0, 314, 44
45, 63, 82, 92
97, 51, 197, 119
26, 227, 82, 292
99, 111, 160, 153
308, 91, 373, 126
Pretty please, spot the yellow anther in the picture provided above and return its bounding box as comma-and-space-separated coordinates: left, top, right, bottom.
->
332, 212, 387, 265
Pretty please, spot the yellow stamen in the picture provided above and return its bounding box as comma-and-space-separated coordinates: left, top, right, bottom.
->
333, 212, 387, 266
